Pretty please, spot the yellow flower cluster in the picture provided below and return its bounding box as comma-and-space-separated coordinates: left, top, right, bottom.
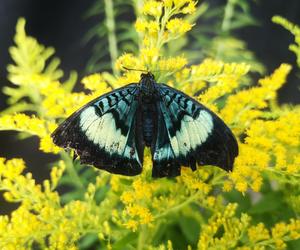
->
0, 158, 118, 250
121, 178, 156, 230
228, 105, 300, 193
198, 203, 251, 249
199, 204, 300, 250
142, 1, 163, 17
158, 56, 188, 72
166, 18, 193, 35
120, 0, 197, 74
0, 113, 59, 153
221, 63, 291, 128
41, 75, 112, 118
245, 219, 300, 250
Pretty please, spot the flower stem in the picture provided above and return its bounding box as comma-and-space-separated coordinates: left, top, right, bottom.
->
154, 190, 202, 219
104, 0, 119, 76
216, 0, 236, 59
60, 151, 84, 189
137, 225, 147, 250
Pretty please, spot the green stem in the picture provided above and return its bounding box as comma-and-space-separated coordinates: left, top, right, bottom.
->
132, 0, 143, 17
104, 0, 119, 76
221, 0, 235, 32
216, 0, 236, 59
60, 151, 84, 189
211, 170, 227, 186
154, 190, 202, 219
137, 225, 147, 250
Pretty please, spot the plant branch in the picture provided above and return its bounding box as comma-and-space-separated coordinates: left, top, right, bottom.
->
154, 190, 202, 220
104, 0, 119, 76
60, 151, 84, 189
216, 0, 236, 58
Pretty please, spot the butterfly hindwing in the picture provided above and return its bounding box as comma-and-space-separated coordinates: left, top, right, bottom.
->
51, 84, 143, 176
152, 84, 238, 177
151, 101, 181, 177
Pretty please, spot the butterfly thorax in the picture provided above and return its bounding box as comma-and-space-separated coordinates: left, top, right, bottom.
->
139, 72, 157, 101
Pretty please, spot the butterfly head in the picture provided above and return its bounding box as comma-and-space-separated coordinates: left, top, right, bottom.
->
139, 72, 156, 98
140, 72, 155, 80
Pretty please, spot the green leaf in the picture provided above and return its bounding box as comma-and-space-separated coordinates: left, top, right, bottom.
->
112, 232, 138, 249
248, 192, 284, 214
178, 216, 200, 244
224, 190, 251, 215
78, 233, 100, 249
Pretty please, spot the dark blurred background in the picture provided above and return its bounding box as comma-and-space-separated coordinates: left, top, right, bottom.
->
0, 0, 299, 213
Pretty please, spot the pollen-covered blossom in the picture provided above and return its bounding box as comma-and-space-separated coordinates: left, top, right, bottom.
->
158, 56, 188, 71
166, 18, 193, 35
142, 1, 163, 17
81, 73, 112, 93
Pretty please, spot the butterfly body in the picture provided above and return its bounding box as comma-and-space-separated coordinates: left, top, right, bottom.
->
52, 73, 238, 177
138, 73, 159, 147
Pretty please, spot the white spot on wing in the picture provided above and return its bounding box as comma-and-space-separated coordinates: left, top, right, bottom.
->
170, 136, 179, 156
185, 119, 198, 150
173, 110, 213, 156
80, 107, 99, 132
79, 107, 128, 156
175, 122, 190, 156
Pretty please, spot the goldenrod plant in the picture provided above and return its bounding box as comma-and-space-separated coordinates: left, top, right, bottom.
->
84, 0, 264, 74
0, 1, 300, 249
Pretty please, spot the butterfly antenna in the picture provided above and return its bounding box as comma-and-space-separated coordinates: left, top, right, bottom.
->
122, 66, 175, 73
122, 66, 148, 72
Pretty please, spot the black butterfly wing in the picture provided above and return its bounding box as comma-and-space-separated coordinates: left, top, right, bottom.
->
51, 84, 144, 176
152, 84, 238, 177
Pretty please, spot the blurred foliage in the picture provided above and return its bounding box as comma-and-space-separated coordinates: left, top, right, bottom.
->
84, 0, 264, 75
0, 1, 300, 250
167, 0, 265, 74
273, 15, 300, 69
83, 0, 139, 74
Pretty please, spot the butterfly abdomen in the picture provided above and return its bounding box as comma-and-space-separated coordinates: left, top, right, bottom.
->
141, 102, 156, 147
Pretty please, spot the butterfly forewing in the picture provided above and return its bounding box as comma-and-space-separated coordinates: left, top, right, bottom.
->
152, 84, 238, 177
51, 84, 144, 176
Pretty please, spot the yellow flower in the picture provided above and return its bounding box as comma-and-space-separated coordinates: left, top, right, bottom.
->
147, 20, 160, 36
135, 18, 148, 33
166, 18, 193, 35
115, 53, 141, 70
140, 47, 160, 66
248, 223, 270, 242
0, 114, 60, 153
182, 1, 196, 14
158, 56, 187, 71
124, 220, 138, 231
142, 1, 163, 17
81, 73, 111, 93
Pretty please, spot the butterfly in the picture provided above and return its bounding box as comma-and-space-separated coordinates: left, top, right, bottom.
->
51, 72, 238, 177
